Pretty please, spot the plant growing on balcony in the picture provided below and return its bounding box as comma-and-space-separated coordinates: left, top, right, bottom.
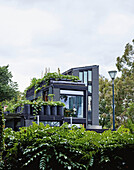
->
25, 72, 79, 94
55, 101, 65, 107
5, 99, 31, 113
32, 98, 46, 116
48, 94, 55, 102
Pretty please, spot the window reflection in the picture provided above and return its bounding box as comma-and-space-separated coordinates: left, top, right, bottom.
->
79, 72, 83, 82
84, 71, 87, 85
88, 70, 92, 82
88, 96, 92, 121
60, 90, 83, 118
88, 85, 92, 93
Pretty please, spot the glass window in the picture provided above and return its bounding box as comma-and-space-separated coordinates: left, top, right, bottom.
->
60, 90, 84, 118
60, 90, 83, 95
88, 85, 92, 93
88, 96, 92, 121
41, 121, 60, 127
84, 71, 87, 86
88, 70, 92, 82
79, 72, 83, 82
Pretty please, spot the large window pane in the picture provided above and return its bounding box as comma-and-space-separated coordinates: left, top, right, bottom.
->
88, 85, 92, 93
88, 70, 92, 82
60, 90, 83, 118
84, 71, 87, 86
60, 90, 83, 95
79, 72, 83, 82
88, 96, 92, 121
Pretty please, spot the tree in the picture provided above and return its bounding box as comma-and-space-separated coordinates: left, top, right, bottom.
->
99, 76, 112, 128
115, 39, 134, 126
99, 39, 134, 128
116, 40, 134, 75
0, 103, 4, 168
0, 65, 19, 102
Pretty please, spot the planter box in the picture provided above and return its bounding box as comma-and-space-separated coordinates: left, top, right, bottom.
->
16, 106, 22, 113
51, 106, 57, 116
57, 106, 64, 116
39, 106, 44, 115
16, 105, 31, 115
23, 104, 31, 115
44, 105, 51, 116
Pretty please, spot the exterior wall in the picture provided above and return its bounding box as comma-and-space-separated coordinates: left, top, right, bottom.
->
25, 119, 33, 127
5, 119, 14, 129
91, 66, 99, 125
53, 88, 60, 101
72, 69, 79, 77
24, 65, 100, 129
67, 65, 99, 127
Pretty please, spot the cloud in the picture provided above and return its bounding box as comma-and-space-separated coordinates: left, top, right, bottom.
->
0, 5, 62, 47
98, 13, 134, 36
0, 0, 134, 92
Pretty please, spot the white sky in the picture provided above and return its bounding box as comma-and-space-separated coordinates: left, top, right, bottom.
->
0, 0, 134, 92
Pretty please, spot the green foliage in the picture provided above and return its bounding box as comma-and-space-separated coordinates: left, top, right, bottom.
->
48, 94, 55, 102
0, 104, 4, 152
64, 108, 77, 117
1, 123, 134, 169
99, 76, 112, 128
55, 101, 65, 107
125, 102, 134, 133
99, 39, 134, 129
25, 72, 79, 93
116, 41, 134, 74
0, 103, 4, 169
126, 102, 134, 123
5, 99, 31, 113
0, 65, 19, 102
5, 98, 65, 116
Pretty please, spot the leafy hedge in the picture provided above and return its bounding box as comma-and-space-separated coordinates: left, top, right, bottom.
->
1, 123, 134, 170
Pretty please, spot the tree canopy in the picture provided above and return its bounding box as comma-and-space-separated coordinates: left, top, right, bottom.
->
99, 39, 134, 128
0, 65, 19, 102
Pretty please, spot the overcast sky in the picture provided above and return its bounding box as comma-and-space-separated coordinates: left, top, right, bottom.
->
0, 0, 134, 92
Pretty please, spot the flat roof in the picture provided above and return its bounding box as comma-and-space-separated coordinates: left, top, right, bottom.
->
62, 65, 99, 74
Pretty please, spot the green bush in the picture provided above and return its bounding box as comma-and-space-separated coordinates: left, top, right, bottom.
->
1, 123, 134, 169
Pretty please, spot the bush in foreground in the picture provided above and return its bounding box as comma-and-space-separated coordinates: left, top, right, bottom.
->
1, 123, 134, 170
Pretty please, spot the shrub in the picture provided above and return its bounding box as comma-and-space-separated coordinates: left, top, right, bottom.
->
1, 123, 134, 169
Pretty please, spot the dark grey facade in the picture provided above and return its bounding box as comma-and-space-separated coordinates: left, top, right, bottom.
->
26, 65, 100, 129
62, 65, 100, 129
5, 65, 100, 130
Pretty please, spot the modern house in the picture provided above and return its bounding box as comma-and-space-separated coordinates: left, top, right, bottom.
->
4, 65, 101, 130
62, 65, 100, 129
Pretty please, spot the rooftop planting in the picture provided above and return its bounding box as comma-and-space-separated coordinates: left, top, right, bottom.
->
25, 72, 79, 94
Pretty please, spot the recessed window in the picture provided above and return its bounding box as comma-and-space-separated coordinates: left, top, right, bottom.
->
79, 72, 83, 82
60, 90, 84, 118
88, 85, 92, 93
60, 90, 83, 95
88, 70, 92, 82
88, 96, 92, 121
84, 71, 87, 86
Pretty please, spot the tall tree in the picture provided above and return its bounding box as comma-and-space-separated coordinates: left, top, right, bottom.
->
115, 39, 134, 126
0, 65, 18, 102
99, 76, 112, 128
99, 39, 134, 128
